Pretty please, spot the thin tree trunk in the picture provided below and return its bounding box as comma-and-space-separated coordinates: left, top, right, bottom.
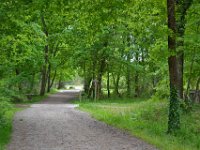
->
40, 14, 49, 96
176, 0, 194, 99
185, 49, 196, 99
47, 64, 51, 93
126, 52, 131, 97
134, 51, 139, 98
15, 68, 22, 92
50, 70, 57, 89
107, 71, 110, 98
29, 72, 35, 93
126, 34, 131, 97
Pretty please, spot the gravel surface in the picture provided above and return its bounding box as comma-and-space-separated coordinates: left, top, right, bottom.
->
7, 91, 157, 150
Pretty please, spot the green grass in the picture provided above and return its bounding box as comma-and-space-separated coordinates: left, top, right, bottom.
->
0, 89, 59, 149
77, 98, 200, 150
0, 108, 22, 150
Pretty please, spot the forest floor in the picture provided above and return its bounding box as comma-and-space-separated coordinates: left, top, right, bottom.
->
7, 91, 156, 150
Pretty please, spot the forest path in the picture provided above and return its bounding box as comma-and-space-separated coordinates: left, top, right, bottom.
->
7, 91, 157, 150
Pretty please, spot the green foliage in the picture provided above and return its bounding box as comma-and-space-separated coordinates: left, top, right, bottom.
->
0, 98, 12, 127
0, 108, 20, 150
168, 86, 180, 133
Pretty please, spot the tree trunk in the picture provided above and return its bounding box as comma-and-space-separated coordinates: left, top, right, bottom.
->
50, 70, 57, 90
47, 64, 51, 93
176, 0, 194, 99
107, 71, 110, 98
113, 73, 121, 97
84, 77, 92, 96
134, 51, 139, 98
185, 49, 196, 99
15, 68, 22, 92
40, 14, 49, 96
167, 0, 180, 133
57, 73, 63, 89
126, 34, 131, 97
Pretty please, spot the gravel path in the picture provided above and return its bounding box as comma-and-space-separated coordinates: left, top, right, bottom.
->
7, 90, 157, 150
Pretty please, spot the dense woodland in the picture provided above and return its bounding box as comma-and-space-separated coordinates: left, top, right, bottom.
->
0, 0, 200, 136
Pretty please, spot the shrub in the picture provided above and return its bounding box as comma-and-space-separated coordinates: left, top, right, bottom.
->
0, 97, 12, 127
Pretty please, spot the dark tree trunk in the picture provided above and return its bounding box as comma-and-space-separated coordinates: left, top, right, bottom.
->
47, 64, 51, 93
15, 68, 22, 92
134, 73, 139, 98
167, 0, 180, 133
134, 51, 139, 98
107, 71, 110, 98
40, 64, 47, 96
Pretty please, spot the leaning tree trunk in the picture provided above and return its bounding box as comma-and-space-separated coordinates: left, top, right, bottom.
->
167, 0, 180, 133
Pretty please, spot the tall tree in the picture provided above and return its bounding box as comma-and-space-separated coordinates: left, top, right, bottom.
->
167, 0, 180, 133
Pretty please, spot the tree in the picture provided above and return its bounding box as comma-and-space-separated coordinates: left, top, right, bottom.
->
167, 0, 180, 133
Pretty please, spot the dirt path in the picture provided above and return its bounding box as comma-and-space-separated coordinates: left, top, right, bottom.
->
7, 91, 157, 150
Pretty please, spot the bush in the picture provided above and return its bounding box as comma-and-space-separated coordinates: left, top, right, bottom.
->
0, 97, 12, 127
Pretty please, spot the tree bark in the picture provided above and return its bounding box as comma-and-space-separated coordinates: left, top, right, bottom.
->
107, 70, 110, 98
47, 64, 51, 93
167, 0, 180, 133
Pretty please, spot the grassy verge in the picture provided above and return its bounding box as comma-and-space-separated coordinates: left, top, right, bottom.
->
0, 108, 22, 150
0, 89, 59, 149
77, 98, 200, 150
